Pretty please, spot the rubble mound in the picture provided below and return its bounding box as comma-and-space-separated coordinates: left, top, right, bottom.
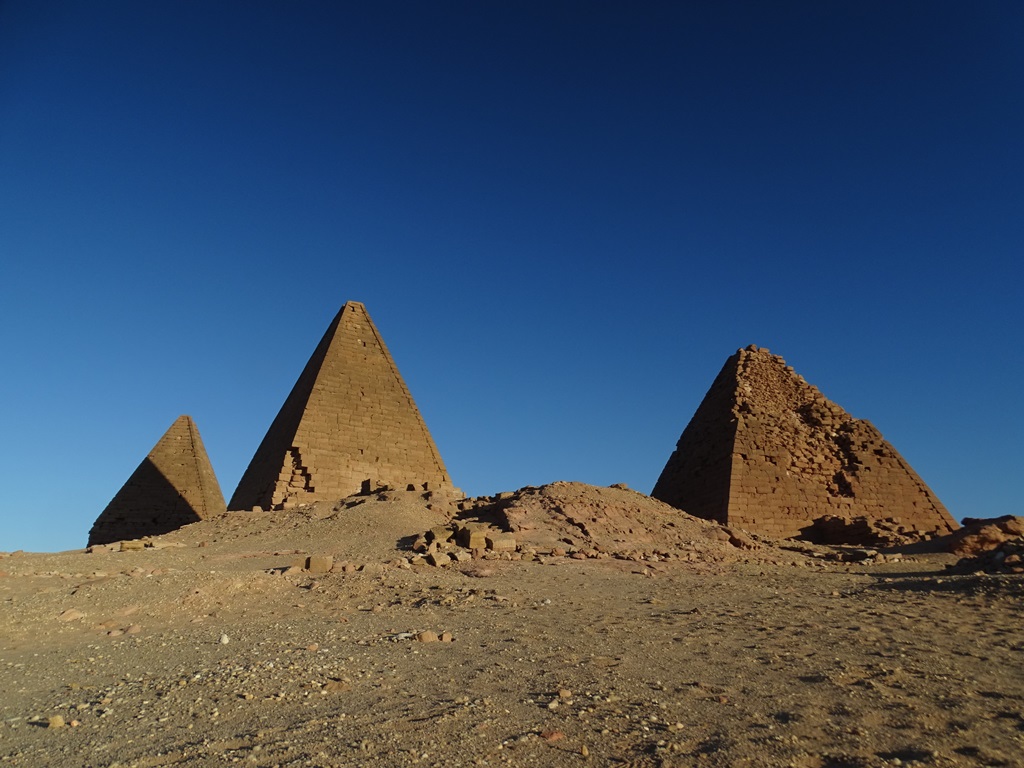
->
939, 516, 1024, 576
950, 540, 1024, 575
95, 487, 459, 563
454, 481, 768, 561
88, 482, 793, 570
946, 516, 1024, 558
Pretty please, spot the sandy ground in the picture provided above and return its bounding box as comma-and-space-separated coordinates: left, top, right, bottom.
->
1, 486, 1022, 768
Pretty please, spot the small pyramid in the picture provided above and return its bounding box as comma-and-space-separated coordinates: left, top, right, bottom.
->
652, 346, 958, 540
89, 415, 226, 546
229, 302, 452, 511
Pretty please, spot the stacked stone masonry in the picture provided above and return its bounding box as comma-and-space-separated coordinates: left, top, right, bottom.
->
652, 345, 958, 540
229, 302, 452, 511
88, 415, 226, 546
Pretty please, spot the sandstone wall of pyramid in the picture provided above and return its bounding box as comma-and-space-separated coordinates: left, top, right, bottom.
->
652, 346, 958, 540
89, 415, 226, 546
229, 302, 452, 511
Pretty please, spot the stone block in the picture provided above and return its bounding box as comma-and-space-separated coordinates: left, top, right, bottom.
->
428, 526, 454, 544
486, 534, 517, 553
456, 525, 489, 549
306, 554, 334, 573
426, 552, 451, 567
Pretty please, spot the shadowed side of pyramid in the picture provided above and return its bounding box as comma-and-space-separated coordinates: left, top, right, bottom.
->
228, 302, 452, 511
652, 345, 958, 541
651, 353, 741, 525
89, 415, 226, 546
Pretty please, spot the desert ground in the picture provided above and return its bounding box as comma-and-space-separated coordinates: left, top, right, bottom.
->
2, 483, 1022, 768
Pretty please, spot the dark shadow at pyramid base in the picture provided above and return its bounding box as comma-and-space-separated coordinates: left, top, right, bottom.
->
88, 459, 205, 546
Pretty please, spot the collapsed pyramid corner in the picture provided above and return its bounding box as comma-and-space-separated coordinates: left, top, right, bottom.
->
88, 415, 226, 546
651, 345, 958, 541
228, 301, 452, 511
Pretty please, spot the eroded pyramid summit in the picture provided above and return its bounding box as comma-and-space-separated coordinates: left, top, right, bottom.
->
89, 415, 226, 546
652, 346, 958, 541
229, 302, 452, 511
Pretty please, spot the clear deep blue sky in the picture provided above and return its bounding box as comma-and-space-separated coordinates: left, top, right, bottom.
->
2, 2, 1021, 552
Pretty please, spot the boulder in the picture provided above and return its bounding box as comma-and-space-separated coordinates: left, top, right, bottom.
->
947, 516, 1024, 557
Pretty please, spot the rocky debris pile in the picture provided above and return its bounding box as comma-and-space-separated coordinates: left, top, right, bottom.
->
938, 516, 1024, 575
946, 516, 1024, 557
264, 481, 774, 573
273, 519, 522, 574
797, 515, 936, 547
405, 522, 518, 567
445, 482, 769, 563
78, 481, 794, 571
950, 539, 1024, 575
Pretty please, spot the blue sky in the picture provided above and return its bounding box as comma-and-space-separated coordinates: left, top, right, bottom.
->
1, 1, 1021, 552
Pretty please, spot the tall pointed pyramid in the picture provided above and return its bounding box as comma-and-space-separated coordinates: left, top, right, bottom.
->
652, 345, 958, 540
229, 302, 452, 511
89, 415, 226, 546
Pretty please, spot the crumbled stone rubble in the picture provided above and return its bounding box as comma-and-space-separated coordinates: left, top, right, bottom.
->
945, 516, 1024, 574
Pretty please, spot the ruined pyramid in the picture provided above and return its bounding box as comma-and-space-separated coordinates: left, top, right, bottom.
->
229, 302, 452, 511
89, 415, 226, 546
651, 345, 958, 541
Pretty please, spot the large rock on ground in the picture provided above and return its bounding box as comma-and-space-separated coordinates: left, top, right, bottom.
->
947, 516, 1024, 557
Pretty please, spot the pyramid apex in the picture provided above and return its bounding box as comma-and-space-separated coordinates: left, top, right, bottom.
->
736, 345, 793, 371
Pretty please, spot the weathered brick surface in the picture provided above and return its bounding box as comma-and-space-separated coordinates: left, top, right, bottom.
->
652, 346, 958, 540
228, 302, 452, 511
88, 415, 226, 546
